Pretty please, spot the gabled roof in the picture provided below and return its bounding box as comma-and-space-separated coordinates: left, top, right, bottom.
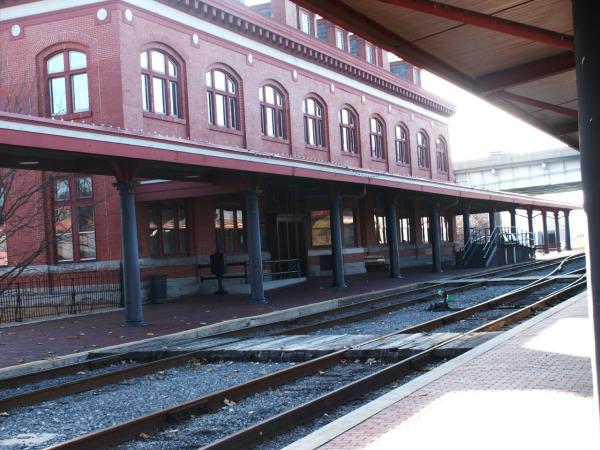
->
294, 0, 578, 149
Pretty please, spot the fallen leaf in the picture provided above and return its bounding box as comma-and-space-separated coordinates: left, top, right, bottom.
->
223, 398, 236, 406
0, 412, 9, 416
139, 432, 150, 439
146, 332, 155, 336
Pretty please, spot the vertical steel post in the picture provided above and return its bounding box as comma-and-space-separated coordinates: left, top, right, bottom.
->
329, 193, 347, 288
542, 209, 549, 253
463, 204, 471, 244
386, 194, 401, 278
488, 208, 497, 230
116, 181, 144, 326
573, 0, 600, 421
527, 209, 535, 247
244, 190, 267, 304
431, 202, 443, 273
554, 210, 561, 252
564, 210, 572, 251
510, 208, 517, 232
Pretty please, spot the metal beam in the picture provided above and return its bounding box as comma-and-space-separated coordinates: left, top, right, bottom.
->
476, 52, 575, 93
549, 120, 579, 135
496, 91, 578, 118
376, 0, 574, 50
293, 0, 476, 90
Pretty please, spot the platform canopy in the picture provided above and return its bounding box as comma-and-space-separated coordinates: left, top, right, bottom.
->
295, 0, 577, 149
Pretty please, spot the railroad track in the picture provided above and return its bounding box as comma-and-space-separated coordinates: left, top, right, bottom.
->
0, 255, 584, 414
6, 256, 579, 449
0, 254, 582, 414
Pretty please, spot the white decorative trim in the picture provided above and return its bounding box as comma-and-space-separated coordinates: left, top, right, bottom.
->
0, 0, 448, 122
10, 23, 21, 37
96, 7, 108, 21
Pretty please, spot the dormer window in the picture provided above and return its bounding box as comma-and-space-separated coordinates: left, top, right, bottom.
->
299, 9, 313, 35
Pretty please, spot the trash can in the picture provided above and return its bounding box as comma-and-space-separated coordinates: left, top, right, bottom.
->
150, 274, 168, 304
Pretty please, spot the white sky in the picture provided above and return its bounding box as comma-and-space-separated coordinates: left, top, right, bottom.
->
420, 71, 565, 162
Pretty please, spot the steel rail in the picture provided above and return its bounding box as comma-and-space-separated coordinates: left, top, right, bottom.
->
46, 267, 585, 450
0, 354, 124, 390
199, 277, 587, 450
0, 255, 579, 412
0, 267, 537, 410
280, 264, 582, 336
0, 257, 550, 389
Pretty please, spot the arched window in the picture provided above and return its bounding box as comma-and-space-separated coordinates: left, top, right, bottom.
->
259, 84, 286, 139
436, 137, 448, 172
46, 50, 90, 116
206, 69, 239, 129
303, 97, 325, 147
395, 124, 410, 164
140, 49, 181, 117
340, 108, 358, 154
417, 131, 430, 168
369, 117, 385, 159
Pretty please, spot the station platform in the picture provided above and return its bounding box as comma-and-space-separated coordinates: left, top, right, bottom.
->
0, 265, 487, 369
285, 292, 599, 450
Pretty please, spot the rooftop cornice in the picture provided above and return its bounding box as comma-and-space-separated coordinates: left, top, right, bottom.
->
159, 0, 455, 117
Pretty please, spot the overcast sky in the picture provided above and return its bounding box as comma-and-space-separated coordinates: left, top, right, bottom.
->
420, 72, 564, 162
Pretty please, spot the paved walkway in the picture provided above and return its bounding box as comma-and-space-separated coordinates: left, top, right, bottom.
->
287, 292, 599, 450
0, 266, 484, 369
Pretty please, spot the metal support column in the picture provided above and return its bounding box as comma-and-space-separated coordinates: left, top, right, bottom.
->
115, 181, 144, 326
463, 205, 471, 245
245, 190, 267, 304
329, 193, 347, 288
542, 210, 549, 253
488, 208, 497, 231
564, 210, 572, 251
554, 210, 561, 252
573, 0, 600, 421
386, 194, 401, 278
431, 202, 443, 273
510, 209, 517, 232
527, 209, 535, 247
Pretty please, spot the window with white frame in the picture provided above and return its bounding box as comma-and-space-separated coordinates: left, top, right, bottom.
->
206, 69, 239, 130
140, 49, 181, 117
260, 85, 286, 139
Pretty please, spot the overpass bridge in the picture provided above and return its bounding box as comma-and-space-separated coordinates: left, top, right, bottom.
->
453, 148, 581, 195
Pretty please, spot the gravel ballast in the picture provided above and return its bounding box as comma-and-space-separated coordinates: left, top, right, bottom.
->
305, 284, 526, 336
118, 362, 387, 450
0, 361, 291, 449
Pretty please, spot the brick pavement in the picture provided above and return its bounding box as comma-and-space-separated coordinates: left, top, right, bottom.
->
0, 266, 483, 369
311, 294, 598, 450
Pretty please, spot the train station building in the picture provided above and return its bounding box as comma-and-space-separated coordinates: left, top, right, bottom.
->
0, 0, 576, 326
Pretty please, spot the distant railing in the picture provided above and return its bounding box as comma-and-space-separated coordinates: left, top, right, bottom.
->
0, 269, 123, 324
263, 258, 301, 281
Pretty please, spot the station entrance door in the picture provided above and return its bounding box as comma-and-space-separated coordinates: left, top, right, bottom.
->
272, 214, 306, 278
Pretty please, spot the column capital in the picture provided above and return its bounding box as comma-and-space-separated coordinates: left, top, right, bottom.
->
114, 180, 137, 194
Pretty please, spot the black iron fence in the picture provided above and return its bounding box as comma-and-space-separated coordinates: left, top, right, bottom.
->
0, 268, 123, 324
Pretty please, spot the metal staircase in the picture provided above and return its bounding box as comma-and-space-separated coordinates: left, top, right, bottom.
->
463, 227, 535, 268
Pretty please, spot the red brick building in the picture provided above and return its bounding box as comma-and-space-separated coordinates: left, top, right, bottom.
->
0, 0, 573, 320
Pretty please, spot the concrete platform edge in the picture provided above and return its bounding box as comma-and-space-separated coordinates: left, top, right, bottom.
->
282, 290, 588, 450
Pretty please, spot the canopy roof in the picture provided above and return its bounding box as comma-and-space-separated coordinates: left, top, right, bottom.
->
295, 0, 577, 149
